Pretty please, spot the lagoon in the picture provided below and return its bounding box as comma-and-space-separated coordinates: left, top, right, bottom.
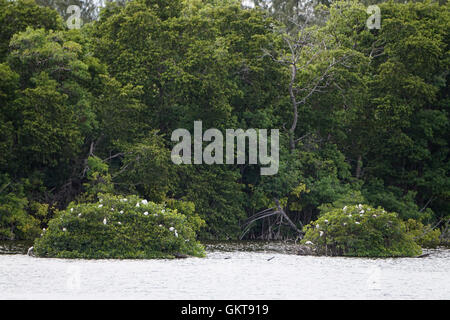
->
0, 242, 449, 299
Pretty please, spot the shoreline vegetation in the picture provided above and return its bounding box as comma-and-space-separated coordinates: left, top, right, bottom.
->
28, 200, 444, 259
0, 0, 449, 259
32, 194, 206, 259
1, 240, 449, 258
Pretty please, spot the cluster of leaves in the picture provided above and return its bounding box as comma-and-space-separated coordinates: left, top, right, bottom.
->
302, 204, 422, 257
0, 0, 448, 243
320, 0, 450, 224
0, 174, 40, 240
279, 0, 449, 241
404, 218, 441, 249
34, 193, 205, 258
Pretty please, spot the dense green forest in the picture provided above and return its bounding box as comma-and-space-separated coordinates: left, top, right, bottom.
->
0, 0, 449, 242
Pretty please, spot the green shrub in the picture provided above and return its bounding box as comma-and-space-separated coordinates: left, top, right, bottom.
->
0, 174, 41, 240
405, 219, 441, 249
441, 224, 450, 247
33, 194, 206, 259
301, 204, 422, 257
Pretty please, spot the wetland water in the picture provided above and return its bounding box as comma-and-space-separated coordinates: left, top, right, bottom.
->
0, 242, 449, 299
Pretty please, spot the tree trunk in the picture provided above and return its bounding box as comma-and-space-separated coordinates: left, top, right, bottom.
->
356, 155, 362, 179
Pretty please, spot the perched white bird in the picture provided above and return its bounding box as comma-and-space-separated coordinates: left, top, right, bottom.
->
355, 221, 360, 224
169, 227, 175, 232
324, 219, 329, 223
174, 231, 178, 238
141, 199, 148, 205
118, 222, 122, 225
119, 210, 124, 214
70, 208, 74, 212
63, 228, 67, 232
305, 241, 314, 245
343, 206, 347, 211
103, 218, 107, 225
143, 211, 149, 216
319, 231, 324, 237
98, 204, 103, 208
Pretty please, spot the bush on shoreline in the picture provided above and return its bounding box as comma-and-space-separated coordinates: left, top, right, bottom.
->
301, 204, 422, 257
33, 194, 206, 259
405, 219, 441, 249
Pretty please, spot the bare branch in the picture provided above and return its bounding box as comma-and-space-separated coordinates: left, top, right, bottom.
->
103, 152, 125, 162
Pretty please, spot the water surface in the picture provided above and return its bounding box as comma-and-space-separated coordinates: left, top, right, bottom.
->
1, 243, 448, 299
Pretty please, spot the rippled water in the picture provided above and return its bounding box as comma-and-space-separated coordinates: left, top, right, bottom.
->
0, 243, 449, 299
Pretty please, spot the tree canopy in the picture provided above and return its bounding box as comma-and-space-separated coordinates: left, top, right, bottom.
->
0, 0, 448, 244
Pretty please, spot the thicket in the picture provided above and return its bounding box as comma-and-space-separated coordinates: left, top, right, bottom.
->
0, 0, 448, 245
